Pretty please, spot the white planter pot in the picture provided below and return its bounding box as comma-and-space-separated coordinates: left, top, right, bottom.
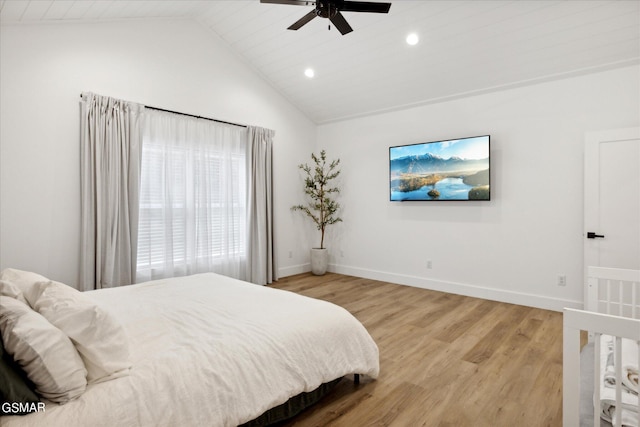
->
310, 248, 328, 276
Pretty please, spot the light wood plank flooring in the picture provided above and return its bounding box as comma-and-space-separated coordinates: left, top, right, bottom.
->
270, 273, 563, 427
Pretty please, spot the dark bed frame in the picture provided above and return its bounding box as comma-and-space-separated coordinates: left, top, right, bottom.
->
241, 375, 361, 426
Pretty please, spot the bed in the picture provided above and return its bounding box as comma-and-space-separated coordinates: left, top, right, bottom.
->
0, 269, 379, 426
563, 266, 640, 427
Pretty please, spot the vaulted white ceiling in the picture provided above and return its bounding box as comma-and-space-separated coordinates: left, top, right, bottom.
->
2, 0, 639, 124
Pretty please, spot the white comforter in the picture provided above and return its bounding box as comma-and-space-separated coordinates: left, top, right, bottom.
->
1, 273, 379, 427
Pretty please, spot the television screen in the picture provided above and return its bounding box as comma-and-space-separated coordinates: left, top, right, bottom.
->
389, 135, 490, 201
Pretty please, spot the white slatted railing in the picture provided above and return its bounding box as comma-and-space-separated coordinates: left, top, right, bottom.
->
563, 267, 640, 427
588, 267, 640, 319
590, 267, 640, 427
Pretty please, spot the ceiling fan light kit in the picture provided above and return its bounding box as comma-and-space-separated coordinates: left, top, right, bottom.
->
260, 0, 392, 35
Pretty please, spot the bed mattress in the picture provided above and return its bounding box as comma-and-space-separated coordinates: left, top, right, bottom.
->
1, 273, 379, 427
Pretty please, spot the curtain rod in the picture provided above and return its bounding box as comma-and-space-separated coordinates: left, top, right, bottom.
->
145, 106, 247, 128
80, 93, 247, 128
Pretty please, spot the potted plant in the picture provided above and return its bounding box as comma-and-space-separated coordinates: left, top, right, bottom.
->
291, 150, 342, 275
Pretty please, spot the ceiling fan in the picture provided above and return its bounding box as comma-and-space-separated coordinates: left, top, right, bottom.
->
260, 0, 392, 35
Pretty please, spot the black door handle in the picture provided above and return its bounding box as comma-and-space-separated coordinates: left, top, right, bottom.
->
587, 232, 605, 239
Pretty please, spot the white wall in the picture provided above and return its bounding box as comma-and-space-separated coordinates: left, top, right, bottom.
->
0, 19, 316, 287
318, 65, 640, 310
2, 19, 638, 309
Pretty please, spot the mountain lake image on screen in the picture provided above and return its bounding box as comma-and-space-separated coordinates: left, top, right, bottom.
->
389, 135, 490, 201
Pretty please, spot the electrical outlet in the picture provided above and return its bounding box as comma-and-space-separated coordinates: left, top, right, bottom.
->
340, 250, 344, 258
288, 251, 293, 259
427, 260, 433, 269
557, 275, 566, 286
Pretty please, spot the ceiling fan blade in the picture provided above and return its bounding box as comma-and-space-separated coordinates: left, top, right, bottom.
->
329, 11, 353, 35
288, 10, 318, 30
340, 1, 391, 13
260, 0, 314, 5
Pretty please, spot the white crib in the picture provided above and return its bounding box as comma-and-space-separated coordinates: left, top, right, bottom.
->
564, 266, 640, 427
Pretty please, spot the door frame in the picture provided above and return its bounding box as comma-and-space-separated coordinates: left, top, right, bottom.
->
584, 127, 640, 302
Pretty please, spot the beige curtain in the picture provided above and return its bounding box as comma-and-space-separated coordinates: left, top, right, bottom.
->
246, 126, 277, 285
80, 93, 143, 290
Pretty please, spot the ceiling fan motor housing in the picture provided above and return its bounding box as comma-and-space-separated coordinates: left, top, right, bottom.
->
316, 1, 339, 18
260, 0, 391, 35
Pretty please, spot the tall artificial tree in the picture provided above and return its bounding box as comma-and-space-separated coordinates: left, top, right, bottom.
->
291, 150, 342, 249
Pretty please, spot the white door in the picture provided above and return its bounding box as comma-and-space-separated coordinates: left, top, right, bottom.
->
584, 127, 640, 274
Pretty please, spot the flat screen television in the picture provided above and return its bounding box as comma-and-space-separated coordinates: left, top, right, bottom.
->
389, 135, 490, 201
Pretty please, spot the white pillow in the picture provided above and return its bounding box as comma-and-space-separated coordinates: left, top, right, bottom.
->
25, 280, 131, 384
0, 279, 28, 304
0, 268, 48, 306
0, 296, 87, 403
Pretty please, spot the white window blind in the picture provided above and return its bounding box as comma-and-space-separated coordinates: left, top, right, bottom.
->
136, 110, 247, 283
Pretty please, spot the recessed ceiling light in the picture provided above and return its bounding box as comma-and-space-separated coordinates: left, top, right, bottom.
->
304, 68, 315, 78
406, 33, 419, 46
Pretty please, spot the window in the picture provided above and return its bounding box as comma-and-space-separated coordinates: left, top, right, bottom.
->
136, 111, 248, 282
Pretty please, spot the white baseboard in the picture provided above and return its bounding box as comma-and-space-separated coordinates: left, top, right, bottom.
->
277, 262, 581, 312
278, 263, 310, 278
328, 264, 582, 312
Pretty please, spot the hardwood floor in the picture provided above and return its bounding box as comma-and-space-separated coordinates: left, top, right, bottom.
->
270, 273, 563, 427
